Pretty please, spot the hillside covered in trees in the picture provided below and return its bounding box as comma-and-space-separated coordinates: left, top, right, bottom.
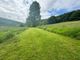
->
47, 10, 80, 24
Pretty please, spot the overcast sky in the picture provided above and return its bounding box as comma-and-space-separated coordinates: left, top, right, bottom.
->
0, 0, 80, 23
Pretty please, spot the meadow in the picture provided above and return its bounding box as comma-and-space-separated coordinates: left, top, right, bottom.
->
0, 26, 26, 43
39, 21, 80, 40
0, 21, 80, 60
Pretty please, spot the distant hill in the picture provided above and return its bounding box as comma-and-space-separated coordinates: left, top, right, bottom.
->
57, 10, 80, 21
0, 17, 22, 26
47, 10, 80, 24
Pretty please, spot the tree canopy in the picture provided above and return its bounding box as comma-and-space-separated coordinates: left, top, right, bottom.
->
26, 1, 41, 27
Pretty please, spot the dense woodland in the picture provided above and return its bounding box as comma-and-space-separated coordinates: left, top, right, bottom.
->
47, 10, 80, 24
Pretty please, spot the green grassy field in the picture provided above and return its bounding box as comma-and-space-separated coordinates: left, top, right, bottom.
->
39, 21, 80, 40
0, 21, 80, 60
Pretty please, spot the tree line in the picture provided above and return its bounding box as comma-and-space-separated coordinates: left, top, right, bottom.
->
47, 10, 80, 24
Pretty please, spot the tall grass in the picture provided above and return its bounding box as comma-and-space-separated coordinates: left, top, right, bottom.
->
39, 21, 80, 40
0, 26, 26, 43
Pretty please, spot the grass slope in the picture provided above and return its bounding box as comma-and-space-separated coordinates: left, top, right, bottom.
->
39, 21, 80, 40
0, 26, 26, 43
0, 28, 80, 60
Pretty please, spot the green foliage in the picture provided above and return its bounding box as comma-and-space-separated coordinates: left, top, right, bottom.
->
47, 10, 80, 24
26, 1, 41, 27
69, 10, 80, 20
47, 16, 57, 24
19, 23, 25, 27
39, 19, 48, 25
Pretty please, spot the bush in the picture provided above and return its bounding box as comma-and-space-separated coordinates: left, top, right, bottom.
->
75, 32, 80, 40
